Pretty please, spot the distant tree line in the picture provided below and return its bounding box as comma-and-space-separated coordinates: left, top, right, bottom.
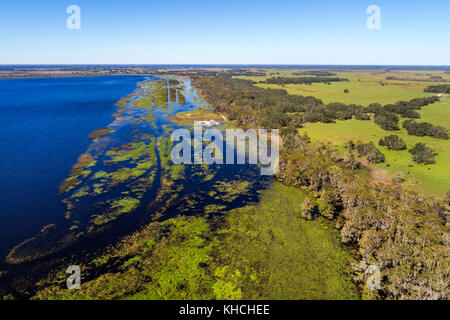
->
262, 76, 348, 85
386, 76, 446, 82
424, 84, 450, 94
292, 71, 337, 76
192, 75, 445, 141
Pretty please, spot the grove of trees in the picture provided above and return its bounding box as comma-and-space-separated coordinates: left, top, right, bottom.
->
379, 135, 407, 150
262, 76, 348, 85
402, 120, 449, 139
409, 143, 436, 164
424, 84, 450, 94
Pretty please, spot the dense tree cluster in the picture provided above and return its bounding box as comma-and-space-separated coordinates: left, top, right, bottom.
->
356, 142, 386, 163
379, 135, 407, 150
368, 97, 440, 132
193, 75, 441, 135
292, 71, 337, 76
402, 120, 449, 139
192, 75, 322, 128
192, 75, 370, 129
374, 111, 400, 131
424, 84, 450, 94
401, 109, 421, 119
277, 140, 449, 300
409, 143, 436, 164
262, 76, 348, 85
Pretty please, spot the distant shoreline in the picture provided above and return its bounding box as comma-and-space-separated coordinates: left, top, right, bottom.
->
1, 64, 450, 80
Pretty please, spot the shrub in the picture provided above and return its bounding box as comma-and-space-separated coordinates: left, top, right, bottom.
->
356, 142, 386, 163
300, 197, 316, 220
401, 110, 421, 119
355, 112, 370, 120
428, 126, 449, 139
409, 143, 436, 164
403, 120, 448, 139
424, 84, 450, 94
374, 112, 399, 131
379, 135, 407, 150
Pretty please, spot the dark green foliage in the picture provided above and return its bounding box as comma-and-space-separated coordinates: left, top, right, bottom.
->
354, 112, 371, 120
193, 75, 323, 129
428, 126, 449, 139
262, 76, 348, 85
379, 135, 407, 150
292, 71, 337, 76
367, 103, 383, 114
280, 126, 299, 137
374, 112, 400, 131
403, 120, 449, 139
409, 143, 436, 164
356, 142, 386, 163
194, 75, 439, 131
424, 84, 450, 94
401, 109, 421, 119
276, 143, 449, 300
370, 97, 439, 131
168, 79, 180, 85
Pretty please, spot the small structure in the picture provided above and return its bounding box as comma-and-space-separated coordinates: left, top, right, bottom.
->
200, 119, 220, 127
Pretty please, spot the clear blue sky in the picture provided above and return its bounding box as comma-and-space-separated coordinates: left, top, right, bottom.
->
1, 0, 449, 65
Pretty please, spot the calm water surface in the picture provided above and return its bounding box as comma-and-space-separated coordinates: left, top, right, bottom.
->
0, 76, 146, 259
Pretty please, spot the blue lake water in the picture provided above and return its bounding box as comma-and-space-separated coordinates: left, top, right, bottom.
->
0, 76, 146, 259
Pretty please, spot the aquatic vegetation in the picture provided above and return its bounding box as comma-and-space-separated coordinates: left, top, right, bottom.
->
213, 180, 251, 202
105, 140, 155, 163
7, 76, 279, 296
59, 153, 97, 193
158, 135, 173, 168
169, 164, 184, 180
32, 183, 358, 300
88, 128, 114, 140
72, 186, 89, 198
204, 204, 227, 214
91, 197, 140, 226
93, 171, 108, 179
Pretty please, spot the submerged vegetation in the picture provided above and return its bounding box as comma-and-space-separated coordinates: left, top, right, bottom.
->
32, 183, 358, 300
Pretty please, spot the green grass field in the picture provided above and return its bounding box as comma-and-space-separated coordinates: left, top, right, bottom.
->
235, 69, 450, 105
299, 99, 450, 197
235, 68, 449, 197
220, 182, 359, 299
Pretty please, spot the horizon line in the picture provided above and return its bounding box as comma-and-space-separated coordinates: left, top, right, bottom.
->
1, 64, 450, 68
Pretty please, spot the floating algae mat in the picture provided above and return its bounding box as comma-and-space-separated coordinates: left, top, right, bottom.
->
6, 77, 270, 265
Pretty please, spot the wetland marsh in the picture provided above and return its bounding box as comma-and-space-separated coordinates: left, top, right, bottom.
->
0, 74, 358, 299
